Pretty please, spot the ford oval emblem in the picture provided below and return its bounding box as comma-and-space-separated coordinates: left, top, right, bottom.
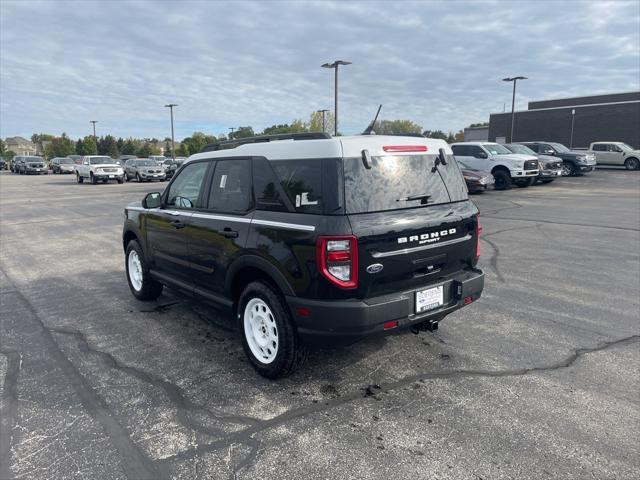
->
366, 263, 384, 274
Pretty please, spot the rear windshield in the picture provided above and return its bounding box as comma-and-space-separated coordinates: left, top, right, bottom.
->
60, 158, 74, 164
89, 157, 114, 165
343, 154, 467, 214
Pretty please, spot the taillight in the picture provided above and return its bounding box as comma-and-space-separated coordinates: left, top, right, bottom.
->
382, 145, 428, 153
475, 216, 482, 260
316, 236, 358, 289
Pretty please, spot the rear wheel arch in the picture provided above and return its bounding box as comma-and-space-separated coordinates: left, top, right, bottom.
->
227, 257, 296, 308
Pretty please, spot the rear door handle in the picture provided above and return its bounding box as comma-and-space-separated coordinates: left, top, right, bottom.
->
171, 220, 186, 229
221, 228, 238, 238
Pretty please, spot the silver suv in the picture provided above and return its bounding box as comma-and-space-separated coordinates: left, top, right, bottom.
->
124, 158, 166, 182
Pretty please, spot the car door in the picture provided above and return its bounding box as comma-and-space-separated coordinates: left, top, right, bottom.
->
187, 158, 254, 301
145, 160, 211, 289
607, 144, 625, 165
452, 145, 475, 167
125, 159, 136, 177
469, 145, 491, 170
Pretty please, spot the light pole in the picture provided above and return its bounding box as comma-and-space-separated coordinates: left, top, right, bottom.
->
321, 60, 351, 136
164, 104, 178, 160
502, 76, 527, 143
229, 127, 236, 139
90, 120, 97, 148
570, 109, 576, 148
316, 109, 329, 133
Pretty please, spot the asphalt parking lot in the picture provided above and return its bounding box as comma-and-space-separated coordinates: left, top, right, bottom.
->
1, 169, 639, 480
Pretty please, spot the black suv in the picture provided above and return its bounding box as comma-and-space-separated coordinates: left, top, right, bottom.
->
122, 133, 484, 378
518, 142, 596, 176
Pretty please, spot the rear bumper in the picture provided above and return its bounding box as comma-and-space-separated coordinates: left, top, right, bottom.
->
539, 169, 562, 177
286, 268, 484, 345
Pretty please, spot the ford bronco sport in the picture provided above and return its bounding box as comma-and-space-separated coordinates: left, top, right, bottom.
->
122, 133, 484, 378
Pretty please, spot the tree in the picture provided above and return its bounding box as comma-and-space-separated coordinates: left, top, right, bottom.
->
82, 135, 97, 155
309, 111, 335, 134
0, 139, 5, 157
31, 133, 54, 144
44, 133, 76, 158
120, 139, 136, 155
469, 122, 489, 127
453, 130, 464, 142
176, 143, 189, 157
262, 120, 308, 136
4, 150, 16, 161
373, 119, 423, 135
424, 130, 448, 141
76, 139, 85, 155
181, 132, 216, 155
229, 126, 254, 140
136, 144, 153, 157
97, 135, 119, 158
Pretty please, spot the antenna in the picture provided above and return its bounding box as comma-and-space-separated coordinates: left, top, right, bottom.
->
362, 104, 383, 135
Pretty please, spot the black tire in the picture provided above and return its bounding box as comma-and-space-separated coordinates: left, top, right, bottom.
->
624, 157, 639, 171
540, 179, 554, 184
91, 173, 97, 185
493, 170, 511, 190
562, 161, 576, 176
76, 173, 84, 183
136, 173, 142, 182
515, 177, 535, 188
238, 281, 304, 379
117, 177, 124, 184
125, 240, 163, 301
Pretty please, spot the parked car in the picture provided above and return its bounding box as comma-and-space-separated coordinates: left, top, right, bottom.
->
504, 143, 562, 183
456, 160, 495, 193
587, 142, 640, 170
451, 142, 539, 189
0, 157, 6, 170
68, 155, 82, 164
148, 155, 166, 164
162, 157, 186, 179
124, 158, 166, 182
122, 133, 484, 378
18, 156, 48, 175
10, 156, 23, 173
518, 142, 595, 176
75, 156, 125, 184
51, 157, 76, 174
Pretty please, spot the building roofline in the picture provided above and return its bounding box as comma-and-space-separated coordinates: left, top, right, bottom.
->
490, 99, 640, 116
528, 90, 640, 104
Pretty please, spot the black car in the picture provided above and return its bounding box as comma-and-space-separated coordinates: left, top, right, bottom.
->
162, 157, 186, 179
0, 157, 6, 170
16, 156, 47, 175
518, 142, 596, 176
122, 133, 484, 378
456, 160, 495, 193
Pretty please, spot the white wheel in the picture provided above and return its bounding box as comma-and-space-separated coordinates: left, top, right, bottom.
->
243, 298, 279, 364
127, 249, 143, 292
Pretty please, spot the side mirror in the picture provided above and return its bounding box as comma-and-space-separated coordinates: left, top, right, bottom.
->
476, 151, 488, 159
142, 192, 161, 209
83, 161, 89, 165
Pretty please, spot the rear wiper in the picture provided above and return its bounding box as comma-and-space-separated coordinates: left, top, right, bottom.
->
396, 193, 431, 204
431, 148, 449, 172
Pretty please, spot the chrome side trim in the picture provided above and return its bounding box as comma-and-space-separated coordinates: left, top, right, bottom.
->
192, 212, 252, 223
251, 219, 316, 232
371, 234, 472, 258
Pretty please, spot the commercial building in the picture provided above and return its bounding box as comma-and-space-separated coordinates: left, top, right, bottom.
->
488, 91, 640, 148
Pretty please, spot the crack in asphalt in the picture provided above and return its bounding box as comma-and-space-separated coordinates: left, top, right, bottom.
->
0, 349, 21, 480
160, 334, 640, 468
0, 267, 165, 480
479, 236, 505, 283
481, 215, 640, 232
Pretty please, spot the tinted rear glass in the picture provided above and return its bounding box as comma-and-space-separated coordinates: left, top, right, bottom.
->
343, 154, 467, 214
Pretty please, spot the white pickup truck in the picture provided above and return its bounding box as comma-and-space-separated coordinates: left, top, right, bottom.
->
75, 156, 125, 184
587, 142, 640, 170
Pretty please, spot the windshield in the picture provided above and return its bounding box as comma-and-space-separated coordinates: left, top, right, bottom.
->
483, 144, 512, 155
89, 157, 114, 165
549, 142, 570, 153
618, 143, 634, 151
26, 157, 43, 162
506, 144, 536, 155
343, 154, 467, 214
60, 158, 74, 164
137, 160, 158, 166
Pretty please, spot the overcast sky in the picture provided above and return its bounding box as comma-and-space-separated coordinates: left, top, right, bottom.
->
1, 0, 638, 141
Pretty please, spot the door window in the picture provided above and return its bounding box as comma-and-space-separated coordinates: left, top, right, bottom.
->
470, 146, 486, 158
451, 145, 469, 156
166, 161, 208, 209
208, 159, 253, 213
592, 144, 606, 152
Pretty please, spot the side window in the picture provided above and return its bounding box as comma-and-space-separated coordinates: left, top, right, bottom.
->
166, 161, 208, 209
525, 144, 539, 153
253, 157, 288, 212
540, 144, 554, 154
608, 144, 621, 152
592, 144, 606, 152
271, 159, 324, 214
451, 145, 467, 156
470, 146, 485, 158
208, 159, 252, 213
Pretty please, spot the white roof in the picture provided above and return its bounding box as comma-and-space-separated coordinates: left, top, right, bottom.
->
187, 135, 452, 163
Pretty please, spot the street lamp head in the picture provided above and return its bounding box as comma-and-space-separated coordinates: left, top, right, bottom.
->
502, 76, 527, 82
164, 104, 178, 108
322, 60, 352, 68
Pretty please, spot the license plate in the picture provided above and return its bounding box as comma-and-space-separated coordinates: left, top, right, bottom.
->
36, 168, 41, 171
416, 286, 444, 313
109, 175, 114, 178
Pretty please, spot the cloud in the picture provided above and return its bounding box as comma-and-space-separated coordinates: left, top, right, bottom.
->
1, 0, 638, 140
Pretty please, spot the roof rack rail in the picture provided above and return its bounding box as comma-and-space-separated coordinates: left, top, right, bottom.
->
201, 132, 331, 153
